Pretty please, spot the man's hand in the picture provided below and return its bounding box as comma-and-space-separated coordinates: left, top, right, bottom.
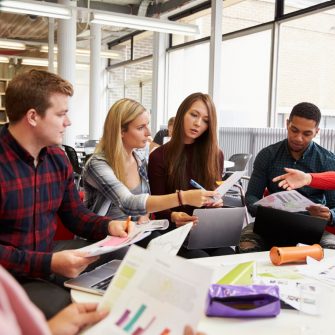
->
48, 303, 108, 335
51, 250, 99, 278
171, 212, 198, 227
108, 220, 134, 237
306, 204, 332, 222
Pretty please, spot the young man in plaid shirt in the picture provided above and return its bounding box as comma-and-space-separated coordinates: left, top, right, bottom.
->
0, 70, 130, 318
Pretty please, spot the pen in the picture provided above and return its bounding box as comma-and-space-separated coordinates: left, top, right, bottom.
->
125, 216, 131, 233
190, 179, 205, 190
190, 179, 219, 202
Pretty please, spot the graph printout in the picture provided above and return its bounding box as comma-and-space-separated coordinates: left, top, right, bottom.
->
82, 245, 213, 335
255, 190, 315, 212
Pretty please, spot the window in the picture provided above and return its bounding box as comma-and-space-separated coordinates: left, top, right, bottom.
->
222, 0, 275, 34
276, 8, 335, 127
284, 0, 330, 15
107, 59, 152, 112
110, 39, 131, 64
167, 42, 210, 118
220, 29, 272, 127
172, 7, 211, 46
133, 31, 153, 59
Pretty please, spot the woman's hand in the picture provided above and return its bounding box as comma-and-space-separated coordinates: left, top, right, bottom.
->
171, 211, 198, 227
272, 168, 312, 190
48, 303, 108, 335
204, 197, 223, 208
182, 189, 220, 207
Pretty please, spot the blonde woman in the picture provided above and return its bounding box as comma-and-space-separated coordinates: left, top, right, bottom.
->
82, 98, 217, 226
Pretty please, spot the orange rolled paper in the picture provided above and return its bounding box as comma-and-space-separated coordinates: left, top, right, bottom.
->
270, 244, 324, 266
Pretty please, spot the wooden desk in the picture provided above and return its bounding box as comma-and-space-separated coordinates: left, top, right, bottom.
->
72, 250, 335, 335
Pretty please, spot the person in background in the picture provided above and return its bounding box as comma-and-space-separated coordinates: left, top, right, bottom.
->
239, 102, 335, 252
273, 168, 335, 191
0, 70, 130, 318
148, 92, 234, 258
0, 265, 204, 335
150, 116, 175, 152
82, 98, 217, 227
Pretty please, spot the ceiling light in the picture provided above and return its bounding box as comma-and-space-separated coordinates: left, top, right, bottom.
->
0, 40, 26, 51
91, 12, 200, 36
21, 58, 52, 67
0, 0, 71, 19
40, 45, 120, 59
0, 56, 9, 63
20, 57, 88, 69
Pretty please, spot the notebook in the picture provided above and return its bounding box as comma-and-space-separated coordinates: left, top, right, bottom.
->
253, 206, 327, 249
64, 223, 193, 295
187, 207, 245, 249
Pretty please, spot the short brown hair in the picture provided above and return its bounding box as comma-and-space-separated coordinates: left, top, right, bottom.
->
5, 69, 73, 123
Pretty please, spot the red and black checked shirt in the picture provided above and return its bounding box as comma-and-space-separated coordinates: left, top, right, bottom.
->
0, 125, 110, 278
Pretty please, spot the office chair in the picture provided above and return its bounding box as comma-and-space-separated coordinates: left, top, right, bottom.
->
62, 144, 82, 189
223, 153, 252, 190
226, 153, 252, 172
84, 139, 99, 155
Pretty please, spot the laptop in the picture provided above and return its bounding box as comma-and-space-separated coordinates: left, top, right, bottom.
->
187, 207, 245, 249
64, 223, 193, 295
253, 206, 327, 249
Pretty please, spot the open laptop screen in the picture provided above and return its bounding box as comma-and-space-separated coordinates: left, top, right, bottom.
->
253, 206, 327, 249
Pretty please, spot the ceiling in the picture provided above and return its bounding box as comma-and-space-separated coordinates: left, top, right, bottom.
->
0, 0, 203, 60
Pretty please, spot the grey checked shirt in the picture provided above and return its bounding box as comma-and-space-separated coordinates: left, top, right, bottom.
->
82, 151, 150, 220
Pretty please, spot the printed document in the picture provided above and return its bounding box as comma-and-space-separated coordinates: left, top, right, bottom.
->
255, 190, 315, 212
215, 171, 245, 197
82, 245, 213, 335
79, 219, 169, 257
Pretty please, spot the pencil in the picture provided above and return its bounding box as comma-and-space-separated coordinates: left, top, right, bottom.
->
125, 215, 131, 233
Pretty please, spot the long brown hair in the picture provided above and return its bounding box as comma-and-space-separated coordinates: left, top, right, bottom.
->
95, 98, 146, 184
165, 92, 221, 191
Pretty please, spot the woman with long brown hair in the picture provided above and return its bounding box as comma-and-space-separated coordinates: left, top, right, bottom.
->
82, 98, 216, 224
148, 92, 234, 258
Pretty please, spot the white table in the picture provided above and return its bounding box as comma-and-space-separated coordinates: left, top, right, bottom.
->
72, 250, 335, 335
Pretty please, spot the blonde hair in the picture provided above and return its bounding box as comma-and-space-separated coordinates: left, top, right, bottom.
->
96, 98, 146, 184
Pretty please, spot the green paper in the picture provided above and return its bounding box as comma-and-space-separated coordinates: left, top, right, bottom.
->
217, 261, 255, 285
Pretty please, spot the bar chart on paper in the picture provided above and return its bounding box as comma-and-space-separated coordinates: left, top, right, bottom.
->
114, 303, 170, 335
83, 245, 213, 335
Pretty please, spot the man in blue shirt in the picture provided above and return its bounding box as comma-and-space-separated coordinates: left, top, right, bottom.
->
239, 102, 335, 252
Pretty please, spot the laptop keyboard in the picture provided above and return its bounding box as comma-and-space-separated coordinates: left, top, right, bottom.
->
91, 275, 114, 291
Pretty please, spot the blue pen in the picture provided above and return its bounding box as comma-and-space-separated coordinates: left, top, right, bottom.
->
190, 179, 219, 202
190, 179, 205, 190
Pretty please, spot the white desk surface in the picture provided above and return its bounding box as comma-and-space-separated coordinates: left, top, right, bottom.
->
71, 250, 335, 335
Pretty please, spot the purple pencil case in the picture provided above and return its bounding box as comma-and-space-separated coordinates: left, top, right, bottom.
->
206, 284, 280, 318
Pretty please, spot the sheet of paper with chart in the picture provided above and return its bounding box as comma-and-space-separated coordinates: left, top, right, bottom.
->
255, 190, 315, 212
82, 245, 213, 335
